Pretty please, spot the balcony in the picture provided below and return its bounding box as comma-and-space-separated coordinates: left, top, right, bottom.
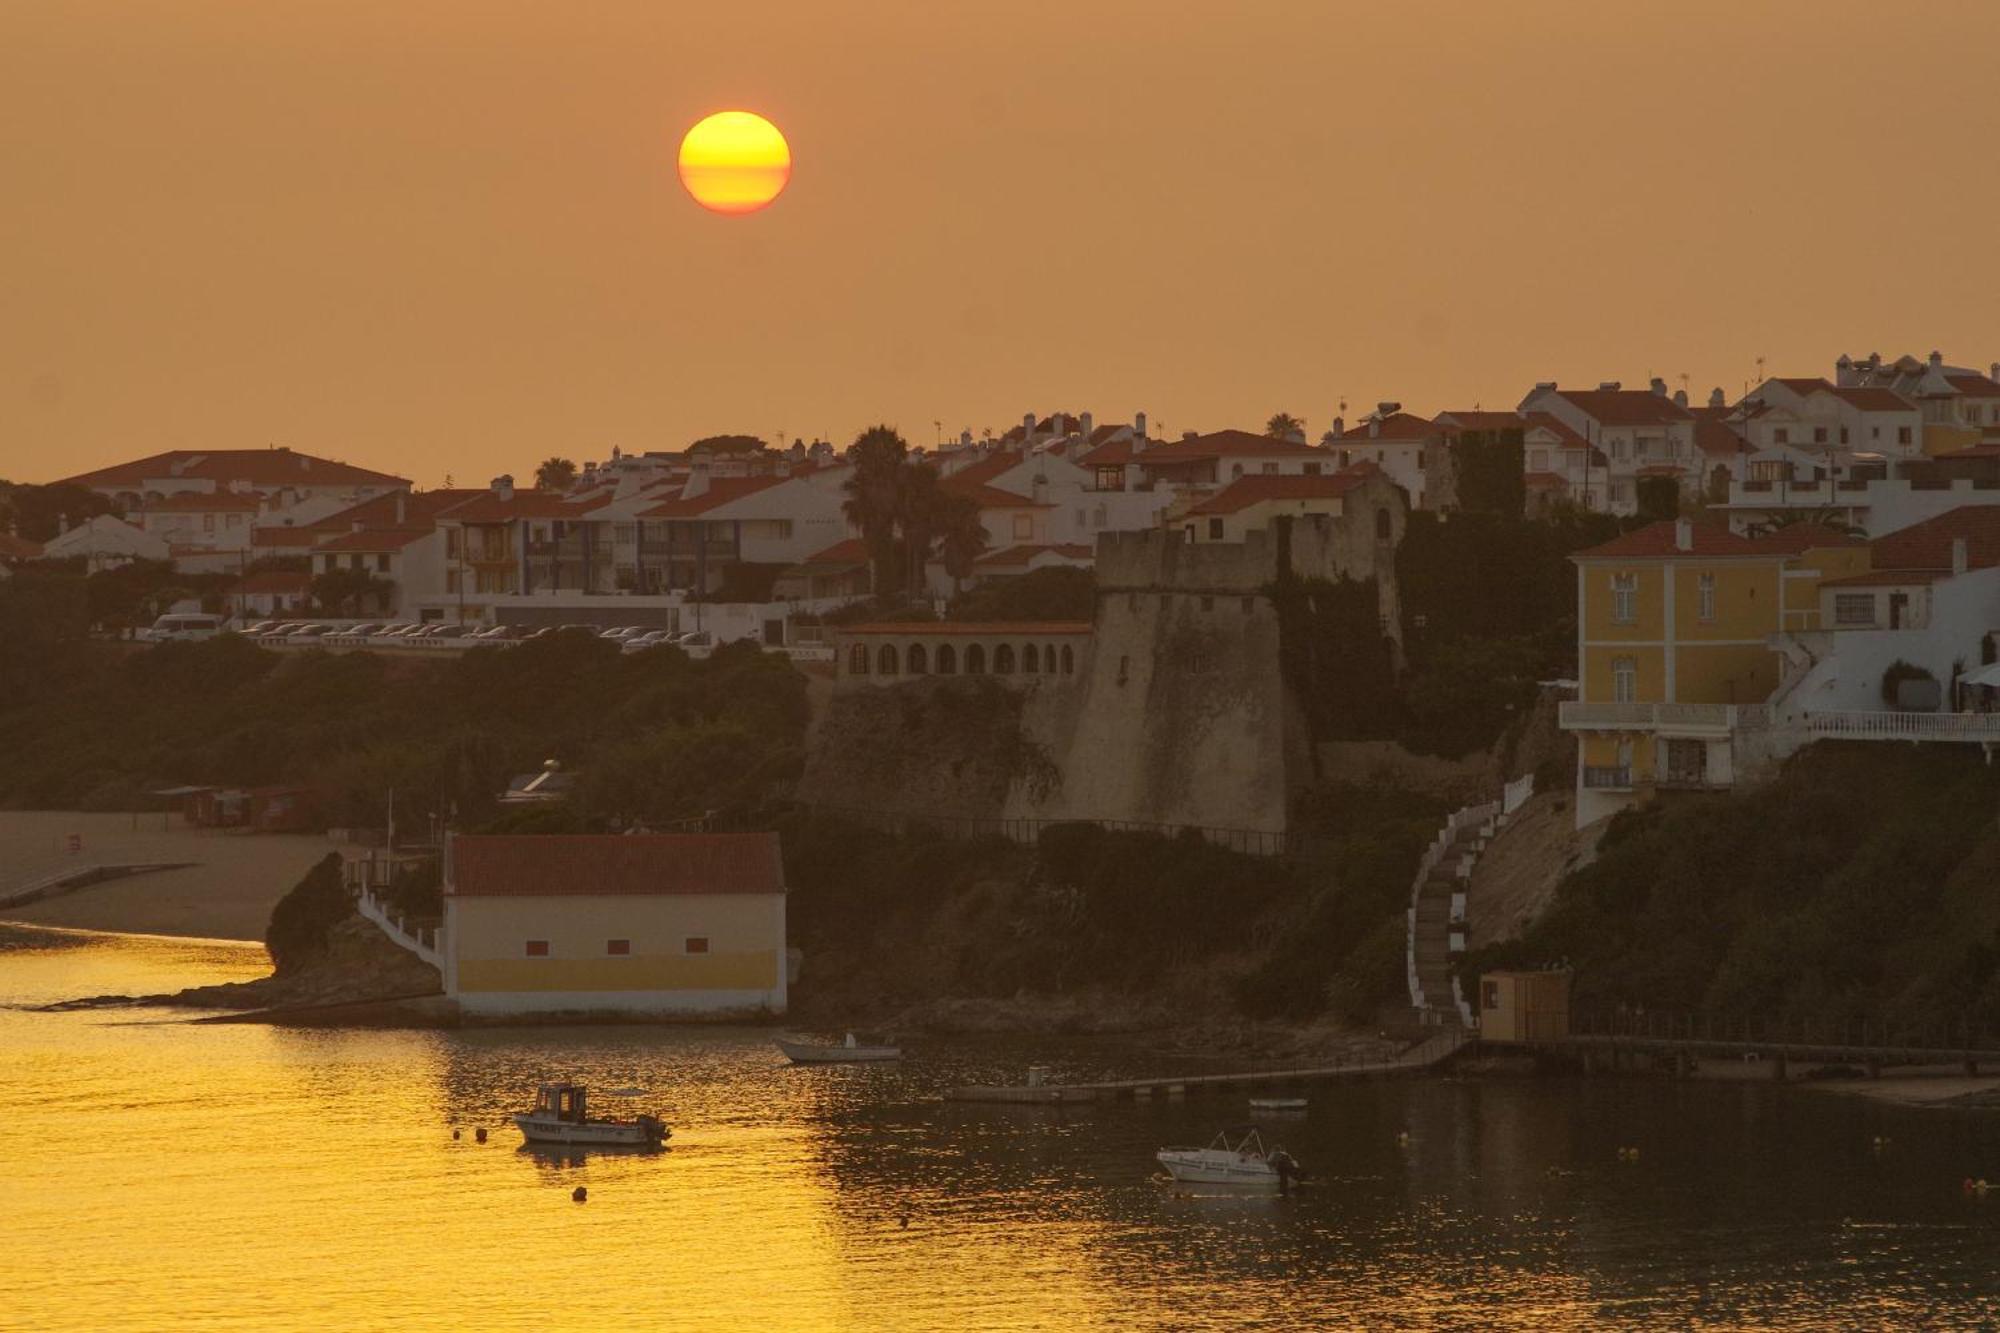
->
1582, 766, 1632, 790
1560, 701, 1767, 733
1806, 711, 2000, 744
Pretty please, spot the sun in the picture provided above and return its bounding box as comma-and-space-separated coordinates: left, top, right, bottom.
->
677, 111, 791, 215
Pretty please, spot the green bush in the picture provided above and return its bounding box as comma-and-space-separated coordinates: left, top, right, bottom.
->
265, 853, 350, 970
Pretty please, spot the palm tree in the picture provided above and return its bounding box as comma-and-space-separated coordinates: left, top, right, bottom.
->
1747, 507, 1866, 540
841, 425, 908, 597
935, 493, 989, 593
894, 463, 945, 599
534, 457, 578, 491
1265, 412, 1305, 439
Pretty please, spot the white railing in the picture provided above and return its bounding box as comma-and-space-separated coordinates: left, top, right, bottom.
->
1806, 710, 2000, 743
1561, 701, 1766, 731
1405, 797, 1501, 1016
355, 887, 443, 969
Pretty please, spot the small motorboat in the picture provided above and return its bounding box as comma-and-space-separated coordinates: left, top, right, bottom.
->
1249, 1096, 1308, 1112
1157, 1127, 1305, 1189
513, 1082, 669, 1147
775, 1031, 901, 1064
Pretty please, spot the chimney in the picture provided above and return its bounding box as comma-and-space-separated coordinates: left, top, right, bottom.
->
394, 492, 407, 525
1367, 416, 1381, 439
1709, 387, 1726, 409
1952, 536, 1969, 577
1930, 349, 1944, 368
491, 474, 514, 501
1534, 380, 1557, 391
1650, 377, 1668, 397
958, 429, 972, 448
1134, 411, 1147, 439
1331, 415, 1345, 438
1673, 388, 1689, 408
1674, 517, 1693, 552
683, 458, 711, 500
1598, 380, 1623, 392
1079, 411, 1093, 439
1181, 430, 1198, 441
1990, 362, 1999, 384
1023, 411, 1036, 437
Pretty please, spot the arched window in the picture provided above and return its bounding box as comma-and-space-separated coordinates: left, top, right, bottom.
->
936, 644, 957, 674
1060, 644, 1076, 675
1022, 644, 1040, 674
1375, 508, 1393, 542
848, 644, 869, 675
877, 644, 899, 675
907, 643, 928, 674
964, 643, 986, 674
993, 643, 1015, 673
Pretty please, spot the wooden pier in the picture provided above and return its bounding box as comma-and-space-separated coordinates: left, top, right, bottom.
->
945, 1028, 1471, 1105
1496, 1009, 2000, 1078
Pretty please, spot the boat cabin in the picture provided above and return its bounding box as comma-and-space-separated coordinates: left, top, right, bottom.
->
532, 1083, 591, 1123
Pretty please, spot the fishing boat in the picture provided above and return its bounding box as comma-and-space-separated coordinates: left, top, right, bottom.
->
1249, 1096, 1308, 1112
513, 1082, 669, 1147
1156, 1127, 1304, 1188
775, 1032, 901, 1064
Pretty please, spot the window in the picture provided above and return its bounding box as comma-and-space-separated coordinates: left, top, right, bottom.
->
1261, 462, 1279, 475
1697, 573, 1716, 623
1871, 426, 1881, 440
1611, 439, 1628, 462
606, 939, 630, 956
377, 553, 390, 573
1231, 464, 1244, 478
525, 940, 550, 957
1774, 428, 1789, 445
203, 513, 216, 532
1839, 428, 1849, 444
1611, 573, 1638, 624
1611, 656, 1637, 703
993, 643, 1015, 673
1303, 462, 1322, 476
1208, 517, 1224, 540
1834, 593, 1875, 627
935, 644, 957, 674
1898, 426, 1913, 445
848, 644, 869, 675
1060, 644, 1075, 674
1530, 449, 1550, 472
1095, 465, 1124, 492
1375, 509, 1392, 542
685, 937, 710, 955
1012, 513, 1033, 540
876, 644, 898, 675
964, 644, 985, 674
906, 643, 927, 674
1813, 427, 1827, 444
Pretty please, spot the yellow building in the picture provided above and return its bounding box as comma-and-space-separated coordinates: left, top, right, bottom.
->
1561, 518, 1865, 826
443, 832, 788, 1018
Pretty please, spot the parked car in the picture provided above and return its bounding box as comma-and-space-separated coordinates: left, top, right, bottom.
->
620, 630, 679, 653
287, 623, 336, 644
140, 612, 230, 643
237, 620, 280, 638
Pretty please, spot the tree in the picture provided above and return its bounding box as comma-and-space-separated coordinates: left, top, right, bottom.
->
0, 482, 118, 542
311, 567, 393, 616
687, 434, 767, 455
934, 493, 989, 591
842, 425, 910, 597
1265, 412, 1305, 440
895, 462, 945, 596
534, 457, 577, 492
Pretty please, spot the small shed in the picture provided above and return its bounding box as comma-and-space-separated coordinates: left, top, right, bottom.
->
1479, 969, 1573, 1041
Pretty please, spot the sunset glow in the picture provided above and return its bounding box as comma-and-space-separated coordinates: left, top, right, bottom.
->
678, 111, 791, 214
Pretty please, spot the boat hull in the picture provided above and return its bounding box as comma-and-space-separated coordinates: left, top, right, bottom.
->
776, 1039, 900, 1064
1156, 1150, 1282, 1186
513, 1114, 666, 1147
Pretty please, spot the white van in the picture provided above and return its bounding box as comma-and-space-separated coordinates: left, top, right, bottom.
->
141, 612, 229, 642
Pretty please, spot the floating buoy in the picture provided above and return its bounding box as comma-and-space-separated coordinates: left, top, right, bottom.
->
1395, 1132, 1411, 1148
1618, 1146, 1641, 1162
898, 1213, 910, 1229
475, 1128, 488, 1144
1964, 1178, 1991, 1197
572, 1186, 588, 1203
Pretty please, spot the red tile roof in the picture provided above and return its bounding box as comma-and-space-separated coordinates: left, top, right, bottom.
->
1770, 377, 1835, 396
939, 479, 1050, 510
1523, 471, 1568, 488
1694, 418, 1750, 459
838, 621, 1092, 635
1137, 429, 1329, 464
1079, 437, 1142, 467
140, 491, 263, 513
1636, 464, 1686, 477
1818, 569, 1943, 588
59, 448, 407, 491
446, 492, 609, 523
946, 451, 1025, 486
1435, 410, 1525, 432
449, 833, 785, 897
1869, 506, 2000, 572
1329, 411, 1436, 442
1548, 390, 1693, 427
1947, 375, 2000, 399
972, 543, 1094, 568
1523, 412, 1593, 448
1743, 525, 1865, 554
1573, 520, 1773, 560
640, 476, 788, 518
0, 533, 43, 559
1185, 472, 1369, 516
1829, 386, 1914, 412
249, 527, 323, 548
794, 537, 870, 568
312, 527, 432, 553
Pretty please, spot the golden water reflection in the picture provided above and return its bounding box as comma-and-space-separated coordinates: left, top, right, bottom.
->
4, 927, 1998, 1330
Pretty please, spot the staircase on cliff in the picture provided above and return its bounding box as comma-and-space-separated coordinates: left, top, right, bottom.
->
1405, 776, 1532, 1029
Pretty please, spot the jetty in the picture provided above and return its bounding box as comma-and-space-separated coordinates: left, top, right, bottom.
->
1500, 1009, 2000, 1078
945, 1028, 1470, 1105
0, 862, 197, 912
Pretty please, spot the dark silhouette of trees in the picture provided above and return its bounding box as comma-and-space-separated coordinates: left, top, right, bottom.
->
1265, 412, 1305, 439
534, 457, 578, 491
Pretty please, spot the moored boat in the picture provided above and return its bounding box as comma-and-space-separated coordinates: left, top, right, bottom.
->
513, 1082, 669, 1147
1156, 1127, 1304, 1188
1248, 1097, 1308, 1112
775, 1032, 901, 1064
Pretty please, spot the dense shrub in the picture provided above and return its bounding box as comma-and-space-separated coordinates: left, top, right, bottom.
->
265, 853, 349, 970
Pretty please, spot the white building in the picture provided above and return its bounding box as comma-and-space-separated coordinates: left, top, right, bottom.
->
1518, 380, 1698, 515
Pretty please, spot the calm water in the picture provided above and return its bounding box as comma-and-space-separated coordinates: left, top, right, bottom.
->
5, 927, 2000, 1331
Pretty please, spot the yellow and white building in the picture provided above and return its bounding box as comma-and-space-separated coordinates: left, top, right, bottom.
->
443, 832, 788, 1018
1560, 518, 1864, 827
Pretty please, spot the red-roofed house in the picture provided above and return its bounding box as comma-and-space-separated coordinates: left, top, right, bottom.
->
57, 447, 408, 512
1180, 471, 1378, 543
229, 570, 312, 618
1324, 404, 1436, 504
443, 832, 788, 1017
1518, 381, 1696, 514
0, 531, 41, 577
1135, 429, 1334, 489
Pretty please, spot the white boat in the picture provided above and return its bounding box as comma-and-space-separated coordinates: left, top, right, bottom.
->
1157, 1127, 1304, 1188
775, 1032, 901, 1064
1249, 1097, 1308, 1112
513, 1082, 669, 1147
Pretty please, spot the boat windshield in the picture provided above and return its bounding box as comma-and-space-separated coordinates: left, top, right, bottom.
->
1210, 1127, 1266, 1156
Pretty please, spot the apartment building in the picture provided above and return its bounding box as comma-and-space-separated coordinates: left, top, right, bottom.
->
1518, 380, 1697, 515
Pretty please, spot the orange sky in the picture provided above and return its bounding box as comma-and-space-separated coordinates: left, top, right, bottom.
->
5, 0, 1999, 486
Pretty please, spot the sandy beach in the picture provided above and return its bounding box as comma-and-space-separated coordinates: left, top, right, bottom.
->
0, 811, 340, 941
